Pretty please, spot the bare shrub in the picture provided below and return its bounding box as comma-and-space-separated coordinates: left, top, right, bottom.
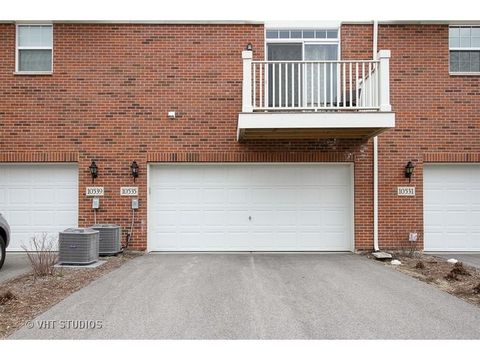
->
0, 290, 17, 305
473, 283, 480, 294
444, 272, 460, 282
415, 261, 425, 269
22, 233, 58, 278
451, 262, 471, 276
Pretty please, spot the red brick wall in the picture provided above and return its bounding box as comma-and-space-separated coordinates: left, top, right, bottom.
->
342, 24, 480, 250
2, 23, 476, 251
0, 23, 370, 250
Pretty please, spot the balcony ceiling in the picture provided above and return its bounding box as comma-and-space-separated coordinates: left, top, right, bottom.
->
237, 111, 395, 141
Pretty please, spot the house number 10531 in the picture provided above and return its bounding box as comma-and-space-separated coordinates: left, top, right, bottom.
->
397, 186, 415, 196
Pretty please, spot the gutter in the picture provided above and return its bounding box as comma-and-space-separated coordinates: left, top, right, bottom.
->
373, 20, 379, 252
372, 20, 391, 259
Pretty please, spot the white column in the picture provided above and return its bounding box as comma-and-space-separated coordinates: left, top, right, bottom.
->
242, 50, 253, 113
377, 50, 391, 112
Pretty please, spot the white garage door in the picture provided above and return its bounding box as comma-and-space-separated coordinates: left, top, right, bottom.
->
424, 164, 480, 251
0, 164, 78, 251
148, 164, 353, 251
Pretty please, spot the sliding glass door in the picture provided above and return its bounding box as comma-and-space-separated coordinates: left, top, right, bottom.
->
304, 44, 338, 107
267, 44, 302, 108
267, 41, 338, 108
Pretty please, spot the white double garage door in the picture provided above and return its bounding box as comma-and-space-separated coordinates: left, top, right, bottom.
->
1, 163, 479, 252
148, 164, 354, 251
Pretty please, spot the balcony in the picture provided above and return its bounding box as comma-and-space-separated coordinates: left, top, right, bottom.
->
237, 50, 395, 141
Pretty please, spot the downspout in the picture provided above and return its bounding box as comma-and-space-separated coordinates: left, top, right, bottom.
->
373, 20, 380, 252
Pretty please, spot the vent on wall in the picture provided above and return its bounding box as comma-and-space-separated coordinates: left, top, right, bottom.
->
58, 228, 99, 265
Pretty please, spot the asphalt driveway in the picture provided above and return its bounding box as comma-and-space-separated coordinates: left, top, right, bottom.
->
11, 253, 480, 339
0, 253, 31, 284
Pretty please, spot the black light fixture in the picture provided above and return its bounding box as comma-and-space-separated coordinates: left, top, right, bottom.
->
405, 161, 415, 182
89, 161, 98, 183
130, 161, 139, 182
246, 43, 253, 51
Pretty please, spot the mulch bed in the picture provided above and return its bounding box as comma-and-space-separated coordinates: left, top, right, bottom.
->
0, 251, 141, 338
369, 253, 480, 308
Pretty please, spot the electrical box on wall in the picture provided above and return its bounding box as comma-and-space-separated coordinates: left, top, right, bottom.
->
131, 198, 139, 210
92, 197, 100, 209
409, 232, 418, 242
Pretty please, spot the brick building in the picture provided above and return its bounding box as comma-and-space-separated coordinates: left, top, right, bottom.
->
0, 21, 479, 252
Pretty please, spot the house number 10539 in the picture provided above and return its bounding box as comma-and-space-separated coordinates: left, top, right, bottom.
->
86, 187, 104, 196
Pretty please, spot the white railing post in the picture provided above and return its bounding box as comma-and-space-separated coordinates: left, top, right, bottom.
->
377, 50, 391, 112
242, 50, 253, 112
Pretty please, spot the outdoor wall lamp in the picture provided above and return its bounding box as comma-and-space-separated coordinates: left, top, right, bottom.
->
405, 161, 415, 182
130, 161, 139, 182
89, 161, 98, 183
246, 43, 253, 51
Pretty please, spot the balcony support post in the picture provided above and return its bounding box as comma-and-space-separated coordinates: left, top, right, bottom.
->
377, 50, 391, 112
242, 50, 253, 112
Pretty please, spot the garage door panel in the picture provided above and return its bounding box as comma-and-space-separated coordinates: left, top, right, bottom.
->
56, 188, 78, 204
32, 189, 56, 204
149, 164, 353, 251
9, 188, 30, 204
8, 210, 31, 226
444, 190, 471, 204
321, 187, 349, 204
323, 209, 346, 226
55, 210, 78, 226
424, 165, 480, 251
424, 211, 444, 226
0, 164, 78, 251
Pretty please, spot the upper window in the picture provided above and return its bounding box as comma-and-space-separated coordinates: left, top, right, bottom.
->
449, 26, 480, 74
265, 28, 340, 108
266, 28, 338, 40
16, 25, 53, 73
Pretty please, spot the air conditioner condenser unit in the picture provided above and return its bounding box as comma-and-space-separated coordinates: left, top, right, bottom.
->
91, 224, 122, 256
58, 228, 99, 265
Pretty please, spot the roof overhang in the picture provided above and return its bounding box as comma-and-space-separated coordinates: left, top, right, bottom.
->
237, 111, 395, 141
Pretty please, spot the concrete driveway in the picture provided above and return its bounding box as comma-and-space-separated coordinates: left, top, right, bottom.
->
11, 253, 480, 339
0, 253, 31, 284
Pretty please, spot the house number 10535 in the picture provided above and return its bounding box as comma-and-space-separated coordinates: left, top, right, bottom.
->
120, 187, 138, 196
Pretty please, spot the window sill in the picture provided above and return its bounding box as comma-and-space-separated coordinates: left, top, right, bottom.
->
13, 71, 53, 76
449, 72, 480, 76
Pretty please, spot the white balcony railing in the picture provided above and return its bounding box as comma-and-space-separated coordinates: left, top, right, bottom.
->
242, 50, 391, 113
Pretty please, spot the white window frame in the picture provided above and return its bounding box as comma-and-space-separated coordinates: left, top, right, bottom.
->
449, 25, 480, 76
264, 27, 341, 108
15, 23, 54, 75
264, 28, 341, 61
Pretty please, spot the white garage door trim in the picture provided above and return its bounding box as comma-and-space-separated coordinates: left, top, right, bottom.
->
424, 163, 480, 252
147, 163, 354, 252
0, 163, 78, 251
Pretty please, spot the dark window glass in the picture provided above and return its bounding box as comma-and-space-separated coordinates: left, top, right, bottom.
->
303, 30, 315, 38
450, 50, 480, 73
266, 30, 278, 39
327, 30, 338, 39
